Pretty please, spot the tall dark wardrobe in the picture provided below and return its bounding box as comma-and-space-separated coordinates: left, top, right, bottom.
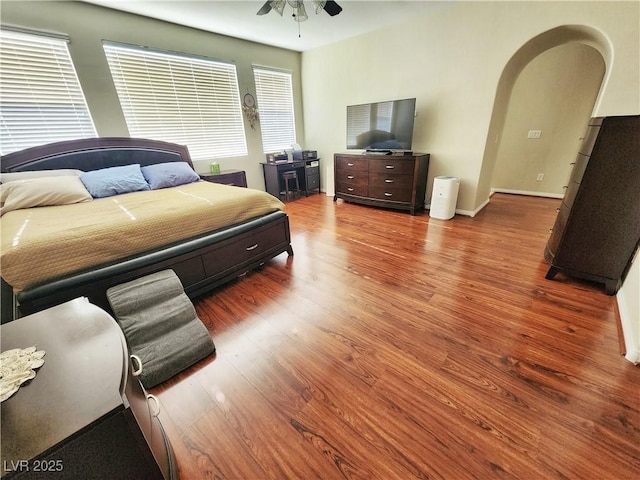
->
545, 115, 639, 294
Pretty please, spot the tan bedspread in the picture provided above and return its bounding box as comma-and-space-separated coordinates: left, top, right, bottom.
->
1, 181, 285, 292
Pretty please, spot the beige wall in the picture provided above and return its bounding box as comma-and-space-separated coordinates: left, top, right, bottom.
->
300, 1, 639, 352
491, 43, 605, 195
301, 1, 639, 212
1, 1, 304, 190
4, 1, 636, 205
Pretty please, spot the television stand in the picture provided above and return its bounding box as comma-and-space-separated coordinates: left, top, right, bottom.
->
334, 152, 430, 215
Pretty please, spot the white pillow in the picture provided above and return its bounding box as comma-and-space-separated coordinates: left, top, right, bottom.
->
0, 176, 92, 216
0, 169, 83, 184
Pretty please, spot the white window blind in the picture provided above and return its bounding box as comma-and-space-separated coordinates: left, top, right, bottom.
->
253, 67, 296, 153
0, 29, 96, 155
103, 42, 247, 160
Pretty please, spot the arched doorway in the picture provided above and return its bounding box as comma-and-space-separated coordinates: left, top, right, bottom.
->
475, 25, 611, 206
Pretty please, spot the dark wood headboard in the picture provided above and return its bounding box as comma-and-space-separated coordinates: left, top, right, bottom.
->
1, 137, 194, 173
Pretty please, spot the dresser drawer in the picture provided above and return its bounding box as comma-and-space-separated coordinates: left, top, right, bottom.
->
126, 357, 175, 480
335, 156, 368, 173
336, 171, 368, 185
368, 173, 413, 190
563, 154, 589, 209
578, 125, 601, 156
567, 153, 589, 186
368, 185, 412, 202
306, 173, 320, 191
547, 201, 569, 255
305, 165, 320, 176
336, 180, 368, 197
563, 180, 581, 209
369, 158, 415, 175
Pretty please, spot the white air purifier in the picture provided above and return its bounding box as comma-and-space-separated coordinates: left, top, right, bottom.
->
430, 176, 460, 220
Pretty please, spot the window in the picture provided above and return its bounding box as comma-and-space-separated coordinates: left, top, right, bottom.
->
0, 29, 96, 155
103, 42, 247, 160
253, 67, 296, 153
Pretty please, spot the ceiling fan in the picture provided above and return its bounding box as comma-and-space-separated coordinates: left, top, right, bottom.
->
257, 0, 343, 21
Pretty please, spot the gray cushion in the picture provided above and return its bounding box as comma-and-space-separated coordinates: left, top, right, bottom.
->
106, 270, 215, 388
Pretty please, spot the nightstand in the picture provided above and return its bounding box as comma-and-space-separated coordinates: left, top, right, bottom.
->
1, 298, 176, 479
200, 170, 247, 188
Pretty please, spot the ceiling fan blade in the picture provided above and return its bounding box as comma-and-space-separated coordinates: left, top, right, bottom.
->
323, 0, 342, 16
256, 1, 272, 15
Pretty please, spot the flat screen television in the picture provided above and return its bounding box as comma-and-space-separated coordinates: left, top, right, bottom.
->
346, 97, 416, 152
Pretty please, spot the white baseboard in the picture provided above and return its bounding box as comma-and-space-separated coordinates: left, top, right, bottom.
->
425, 197, 490, 218
617, 288, 640, 364
490, 188, 564, 199
459, 198, 490, 217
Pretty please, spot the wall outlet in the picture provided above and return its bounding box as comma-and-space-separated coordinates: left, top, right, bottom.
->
528, 130, 542, 139
536, 173, 544, 181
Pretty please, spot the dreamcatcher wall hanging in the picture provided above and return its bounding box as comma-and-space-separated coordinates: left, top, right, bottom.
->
242, 93, 259, 129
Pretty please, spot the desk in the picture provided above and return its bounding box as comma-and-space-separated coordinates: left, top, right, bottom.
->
261, 159, 320, 200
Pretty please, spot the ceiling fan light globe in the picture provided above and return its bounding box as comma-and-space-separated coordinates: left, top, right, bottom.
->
269, 0, 285, 16
293, 4, 309, 22
312, 0, 327, 14
287, 0, 303, 8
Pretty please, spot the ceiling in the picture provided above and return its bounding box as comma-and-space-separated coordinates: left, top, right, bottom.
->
82, 1, 447, 52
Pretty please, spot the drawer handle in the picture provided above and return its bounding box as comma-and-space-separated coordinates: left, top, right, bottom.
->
556, 208, 560, 212
384, 192, 393, 197
562, 185, 568, 190
385, 165, 395, 169
570, 162, 576, 166
347, 187, 354, 192
130, 355, 142, 377
385, 179, 394, 183
347, 175, 354, 179
246, 243, 259, 251
549, 228, 553, 233
147, 394, 161, 417
347, 162, 354, 166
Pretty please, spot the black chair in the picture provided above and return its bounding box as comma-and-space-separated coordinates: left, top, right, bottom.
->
281, 170, 300, 201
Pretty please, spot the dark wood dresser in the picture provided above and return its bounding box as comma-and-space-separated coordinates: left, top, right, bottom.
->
1, 298, 177, 479
545, 115, 639, 294
333, 153, 430, 215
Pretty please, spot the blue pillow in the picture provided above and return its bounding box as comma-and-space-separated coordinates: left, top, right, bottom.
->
141, 162, 200, 190
80, 164, 150, 198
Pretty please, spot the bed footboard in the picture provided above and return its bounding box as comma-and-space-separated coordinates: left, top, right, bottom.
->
3, 211, 292, 322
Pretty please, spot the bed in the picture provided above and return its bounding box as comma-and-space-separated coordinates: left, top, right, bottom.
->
0, 137, 293, 322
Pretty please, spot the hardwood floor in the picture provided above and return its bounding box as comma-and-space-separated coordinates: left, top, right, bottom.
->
151, 193, 639, 479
